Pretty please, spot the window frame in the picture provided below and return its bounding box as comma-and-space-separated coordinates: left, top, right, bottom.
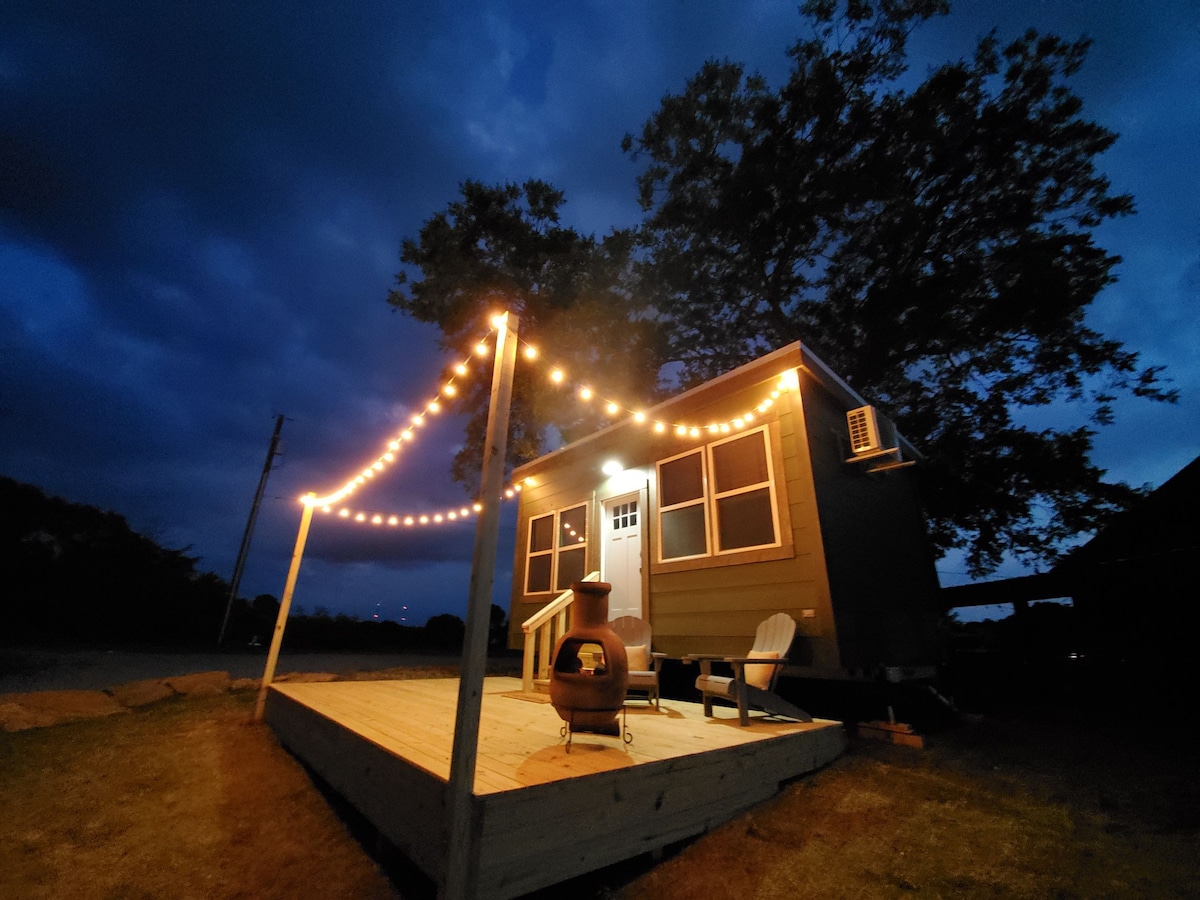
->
524, 513, 556, 595
708, 426, 782, 556
523, 502, 590, 596
653, 423, 790, 569
656, 448, 711, 562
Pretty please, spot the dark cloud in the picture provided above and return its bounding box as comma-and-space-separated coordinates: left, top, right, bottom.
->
2, 1, 1196, 619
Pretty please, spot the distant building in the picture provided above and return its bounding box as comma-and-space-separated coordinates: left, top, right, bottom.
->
940, 454, 1200, 678
1058, 454, 1199, 676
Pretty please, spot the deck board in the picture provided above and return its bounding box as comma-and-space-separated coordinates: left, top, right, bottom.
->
267, 676, 845, 897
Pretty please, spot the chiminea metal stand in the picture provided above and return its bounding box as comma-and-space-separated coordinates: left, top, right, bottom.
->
548, 581, 632, 751
559, 706, 633, 751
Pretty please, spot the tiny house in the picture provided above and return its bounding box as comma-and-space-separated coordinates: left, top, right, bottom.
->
507, 341, 943, 680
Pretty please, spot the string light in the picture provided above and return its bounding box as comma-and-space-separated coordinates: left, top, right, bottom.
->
304, 311, 801, 526
304, 317, 508, 508
527, 336, 801, 439
309, 475, 541, 527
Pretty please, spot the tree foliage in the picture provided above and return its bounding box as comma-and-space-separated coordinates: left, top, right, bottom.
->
622, 0, 1174, 573
388, 180, 663, 492
390, 2, 1175, 574
1, 476, 231, 644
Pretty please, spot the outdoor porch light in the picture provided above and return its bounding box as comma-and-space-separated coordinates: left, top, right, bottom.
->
601, 459, 624, 476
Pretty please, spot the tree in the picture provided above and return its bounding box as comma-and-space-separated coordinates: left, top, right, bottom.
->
423, 612, 466, 650
621, 0, 1175, 573
390, 3, 1175, 576
0, 476, 233, 644
387, 179, 663, 493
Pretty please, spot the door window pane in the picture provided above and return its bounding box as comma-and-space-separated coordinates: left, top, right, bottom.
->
612, 501, 639, 531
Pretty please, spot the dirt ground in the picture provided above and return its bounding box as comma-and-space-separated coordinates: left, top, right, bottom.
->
0, 646, 466, 694
2, 673, 1197, 899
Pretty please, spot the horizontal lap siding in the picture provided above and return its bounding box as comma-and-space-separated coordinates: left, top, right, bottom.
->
648, 381, 841, 668
506, 349, 850, 672
507, 426, 647, 647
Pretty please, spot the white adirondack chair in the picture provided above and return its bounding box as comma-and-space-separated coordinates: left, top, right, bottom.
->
610, 616, 666, 708
685, 612, 812, 726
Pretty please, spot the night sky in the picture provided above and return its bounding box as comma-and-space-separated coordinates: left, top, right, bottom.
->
3, 1, 1197, 627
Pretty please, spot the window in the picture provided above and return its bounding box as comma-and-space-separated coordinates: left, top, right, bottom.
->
524, 503, 589, 594
656, 425, 781, 562
556, 505, 588, 590
610, 500, 638, 531
658, 452, 708, 560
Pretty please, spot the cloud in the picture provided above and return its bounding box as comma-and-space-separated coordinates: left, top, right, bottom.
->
1, 0, 1196, 617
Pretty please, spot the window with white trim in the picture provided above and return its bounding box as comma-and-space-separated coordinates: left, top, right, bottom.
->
656, 425, 781, 562
524, 503, 589, 594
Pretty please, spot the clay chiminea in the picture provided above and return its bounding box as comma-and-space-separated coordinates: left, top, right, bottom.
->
549, 581, 628, 736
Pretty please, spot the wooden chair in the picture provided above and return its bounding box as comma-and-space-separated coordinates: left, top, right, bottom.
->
685, 613, 812, 726
610, 616, 666, 708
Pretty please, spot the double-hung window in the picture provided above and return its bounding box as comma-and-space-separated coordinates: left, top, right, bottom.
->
524, 504, 588, 594
656, 425, 782, 563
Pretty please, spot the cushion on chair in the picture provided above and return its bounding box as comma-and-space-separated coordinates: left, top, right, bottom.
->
625, 644, 650, 672
628, 671, 657, 689
696, 674, 735, 697
743, 649, 779, 690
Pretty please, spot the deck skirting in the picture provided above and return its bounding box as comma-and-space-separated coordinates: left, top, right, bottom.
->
266, 676, 845, 898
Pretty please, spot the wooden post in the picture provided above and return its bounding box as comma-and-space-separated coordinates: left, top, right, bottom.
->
254, 496, 315, 721
522, 630, 536, 694
442, 312, 518, 900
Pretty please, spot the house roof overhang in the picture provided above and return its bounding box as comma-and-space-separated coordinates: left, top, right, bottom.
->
513, 340, 922, 480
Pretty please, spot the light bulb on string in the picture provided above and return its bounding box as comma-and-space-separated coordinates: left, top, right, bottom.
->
306, 307, 798, 513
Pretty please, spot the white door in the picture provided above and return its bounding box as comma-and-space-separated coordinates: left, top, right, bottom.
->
602, 492, 643, 619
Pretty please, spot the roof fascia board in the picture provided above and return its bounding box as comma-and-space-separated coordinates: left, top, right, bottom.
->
514, 340, 922, 476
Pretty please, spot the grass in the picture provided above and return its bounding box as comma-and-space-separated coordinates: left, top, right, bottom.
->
2, 678, 1197, 899
623, 705, 1200, 899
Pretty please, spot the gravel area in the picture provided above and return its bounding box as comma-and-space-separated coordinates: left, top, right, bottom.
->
0, 647, 466, 694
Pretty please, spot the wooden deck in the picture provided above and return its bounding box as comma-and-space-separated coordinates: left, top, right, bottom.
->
266, 676, 846, 898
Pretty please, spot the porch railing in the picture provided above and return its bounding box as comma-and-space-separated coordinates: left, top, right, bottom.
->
520, 570, 600, 693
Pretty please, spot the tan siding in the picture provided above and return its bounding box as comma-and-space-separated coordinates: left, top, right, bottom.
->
653, 557, 808, 590
642, 373, 842, 670
651, 584, 825, 624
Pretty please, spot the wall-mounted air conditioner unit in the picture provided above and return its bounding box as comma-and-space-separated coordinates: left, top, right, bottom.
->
846, 405, 881, 455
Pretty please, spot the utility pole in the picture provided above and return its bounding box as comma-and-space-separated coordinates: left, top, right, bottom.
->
218, 413, 285, 645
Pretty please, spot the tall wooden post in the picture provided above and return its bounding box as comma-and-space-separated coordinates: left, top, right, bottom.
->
254, 495, 315, 721
442, 313, 518, 899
